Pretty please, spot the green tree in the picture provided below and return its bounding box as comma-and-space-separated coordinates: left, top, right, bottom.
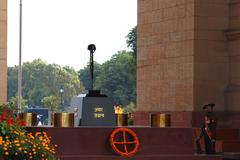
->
41, 95, 59, 112
126, 26, 137, 60
8, 95, 27, 112
7, 67, 18, 100
94, 51, 136, 106
7, 59, 84, 108
123, 102, 136, 114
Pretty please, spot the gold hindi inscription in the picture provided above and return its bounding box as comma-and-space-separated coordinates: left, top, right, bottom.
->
94, 107, 105, 118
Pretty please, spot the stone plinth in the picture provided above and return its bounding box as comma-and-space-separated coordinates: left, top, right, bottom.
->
26, 127, 240, 160
27, 127, 226, 160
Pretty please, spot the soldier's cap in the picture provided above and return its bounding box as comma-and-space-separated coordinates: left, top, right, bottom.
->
203, 103, 215, 110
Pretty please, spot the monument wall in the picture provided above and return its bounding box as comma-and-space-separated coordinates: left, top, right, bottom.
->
0, 0, 7, 104
225, 0, 240, 111
136, 0, 240, 127
194, 0, 229, 111
137, 0, 194, 112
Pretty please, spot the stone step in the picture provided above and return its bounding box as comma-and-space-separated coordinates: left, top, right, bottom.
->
216, 140, 240, 152
216, 129, 239, 140
223, 152, 240, 160
58, 154, 224, 160
197, 140, 240, 153
194, 128, 239, 140
194, 128, 240, 153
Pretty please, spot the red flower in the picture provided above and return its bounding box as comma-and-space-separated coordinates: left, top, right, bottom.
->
0, 112, 7, 121
6, 115, 13, 128
21, 121, 27, 126
16, 116, 26, 126
16, 116, 22, 125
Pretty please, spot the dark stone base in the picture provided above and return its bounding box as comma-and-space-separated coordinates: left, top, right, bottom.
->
26, 127, 240, 160
58, 154, 223, 160
134, 111, 240, 128
27, 127, 196, 157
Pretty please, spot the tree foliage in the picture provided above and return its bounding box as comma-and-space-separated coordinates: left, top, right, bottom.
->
7, 59, 84, 109
8, 95, 27, 112
7, 67, 18, 100
96, 51, 136, 106
41, 95, 59, 112
126, 26, 137, 60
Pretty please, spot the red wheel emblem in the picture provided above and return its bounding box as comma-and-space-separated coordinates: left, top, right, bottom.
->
109, 128, 140, 157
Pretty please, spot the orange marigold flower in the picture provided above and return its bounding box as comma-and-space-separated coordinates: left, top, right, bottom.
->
35, 132, 42, 136
14, 140, 19, 143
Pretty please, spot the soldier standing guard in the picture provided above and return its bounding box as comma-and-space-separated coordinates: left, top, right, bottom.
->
196, 104, 217, 154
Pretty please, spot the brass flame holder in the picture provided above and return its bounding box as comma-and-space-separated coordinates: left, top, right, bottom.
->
115, 113, 128, 126
151, 113, 171, 127
18, 113, 37, 127
54, 113, 74, 127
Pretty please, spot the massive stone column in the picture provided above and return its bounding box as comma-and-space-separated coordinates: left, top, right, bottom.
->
137, 0, 194, 111
223, 0, 240, 127
0, 0, 7, 104
194, 0, 229, 111
225, 0, 240, 111
136, 0, 194, 126
136, 0, 240, 127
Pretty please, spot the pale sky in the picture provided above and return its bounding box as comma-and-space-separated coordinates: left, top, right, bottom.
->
7, 0, 137, 70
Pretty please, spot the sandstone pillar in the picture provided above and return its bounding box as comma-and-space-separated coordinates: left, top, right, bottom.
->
137, 0, 194, 112
136, 0, 240, 127
0, 0, 7, 104
225, 0, 240, 112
